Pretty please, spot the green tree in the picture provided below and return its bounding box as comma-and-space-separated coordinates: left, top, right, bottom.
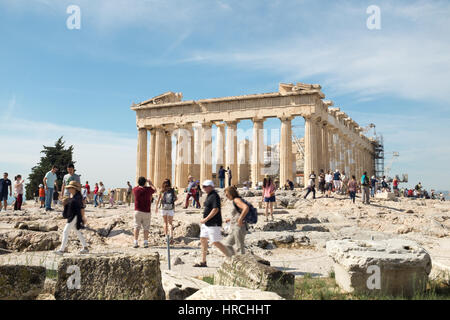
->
25, 137, 75, 200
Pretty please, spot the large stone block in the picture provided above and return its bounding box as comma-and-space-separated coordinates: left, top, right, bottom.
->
55, 252, 165, 300
0, 265, 46, 300
161, 270, 209, 300
326, 239, 432, 297
375, 192, 396, 200
186, 285, 284, 300
214, 254, 294, 299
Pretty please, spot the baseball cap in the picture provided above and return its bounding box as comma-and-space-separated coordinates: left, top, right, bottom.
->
202, 180, 214, 187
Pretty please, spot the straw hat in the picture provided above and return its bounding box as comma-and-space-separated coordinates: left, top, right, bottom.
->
65, 181, 82, 192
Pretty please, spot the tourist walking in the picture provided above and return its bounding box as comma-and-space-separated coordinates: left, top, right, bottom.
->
109, 189, 115, 207
132, 177, 156, 248
381, 176, 388, 192
1, 173, 12, 212
222, 186, 250, 256
262, 176, 276, 222
38, 184, 45, 208
126, 181, 133, 207
93, 183, 99, 207
183, 176, 197, 209
43, 166, 58, 212
84, 181, 91, 203
61, 163, 80, 206
361, 171, 370, 205
155, 179, 177, 243
318, 170, 325, 194
333, 169, 341, 194
191, 180, 202, 209
341, 172, 348, 194
370, 176, 378, 197
325, 170, 333, 198
304, 172, 316, 199
218, 166, 226, 189
13, 175, 24, 211
53, 186, 59, 206
193, 180, 229, 267
98, 182, 105, 208
226, 167, 233, 187
393, 177, 399, 196
348, 175, 357, 204
54, 181, 89, 255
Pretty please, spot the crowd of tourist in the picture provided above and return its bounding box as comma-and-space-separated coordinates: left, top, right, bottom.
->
0, 162, 446, 266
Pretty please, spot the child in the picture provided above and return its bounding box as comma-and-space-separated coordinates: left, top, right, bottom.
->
53, 188, 59, 206
39, 184, 45, 208
109, 189, 115, 207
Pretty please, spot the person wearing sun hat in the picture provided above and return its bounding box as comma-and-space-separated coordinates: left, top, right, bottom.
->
55, 181, 89, 255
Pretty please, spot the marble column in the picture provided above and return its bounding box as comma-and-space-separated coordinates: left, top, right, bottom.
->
153, 127, 165, 190
321, 123, 329, 172
225, 121, 238, 186
136, 127, 148, 183
188, 126, 195, 177
238, 139, 250, 184
279, 116, 293, 186
200, 122, 213, 183
343, 137, 350, 175
165, 130, 172, 183
192, 124, 202, 180
304, 117, 319, 185
328, 129, 335, 171
149, 129, 156, 182
175, 127, 189, 189
334, 133, 342, 171
315, 120, 323, 172
215, 123, 226, 175
251, 118, 264, 187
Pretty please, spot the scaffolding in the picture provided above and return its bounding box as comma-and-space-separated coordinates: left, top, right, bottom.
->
374, 134, 385, 179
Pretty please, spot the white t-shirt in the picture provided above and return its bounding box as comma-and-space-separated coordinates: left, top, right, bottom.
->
14, 180, 24, 195
325, 174, 333, 183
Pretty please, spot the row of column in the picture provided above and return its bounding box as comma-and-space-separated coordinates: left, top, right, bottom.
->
136, 117, 375, 189
303, 117, 375, 184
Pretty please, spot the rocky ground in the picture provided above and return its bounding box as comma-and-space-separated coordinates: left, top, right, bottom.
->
0, 189, 449, 280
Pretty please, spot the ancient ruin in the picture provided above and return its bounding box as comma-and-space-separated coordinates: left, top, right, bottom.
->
132, 82, 376, 189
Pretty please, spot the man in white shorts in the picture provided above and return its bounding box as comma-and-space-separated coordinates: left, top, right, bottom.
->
193, 180, 230, 268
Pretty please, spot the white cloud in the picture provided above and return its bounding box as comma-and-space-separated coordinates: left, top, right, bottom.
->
1, 117, 137, 189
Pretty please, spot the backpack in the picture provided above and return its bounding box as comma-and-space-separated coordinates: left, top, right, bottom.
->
161, 189, 175, 210
233, 198, 258, 224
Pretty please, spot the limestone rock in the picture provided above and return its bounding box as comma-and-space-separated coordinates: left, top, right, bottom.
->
300, 225, 329, 232
0, 265, 46, 300
375, 192, 396, 201
326, 239, 432, 297
161, 270, 209, 300
0, 230, 60, 252
54, 252, 165, 300
183, 223, 201, 238
215, 254, 294, 299
186, 285, 284, 300
258, 219, 296, 232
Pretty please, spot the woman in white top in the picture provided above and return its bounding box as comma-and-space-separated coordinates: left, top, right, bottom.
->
14, 175, 24, 211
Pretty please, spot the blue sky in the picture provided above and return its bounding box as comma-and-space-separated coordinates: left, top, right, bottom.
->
1, 0, 449, 191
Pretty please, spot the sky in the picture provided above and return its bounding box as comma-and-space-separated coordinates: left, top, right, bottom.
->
1, 0, 449, 191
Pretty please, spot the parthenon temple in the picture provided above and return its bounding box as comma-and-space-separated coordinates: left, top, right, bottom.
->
131, 82, 376, 189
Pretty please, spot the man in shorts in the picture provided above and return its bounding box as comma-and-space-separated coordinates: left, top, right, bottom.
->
132, 177, 156, 248
193, 180, 230, 267
0, 173, 12, 212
